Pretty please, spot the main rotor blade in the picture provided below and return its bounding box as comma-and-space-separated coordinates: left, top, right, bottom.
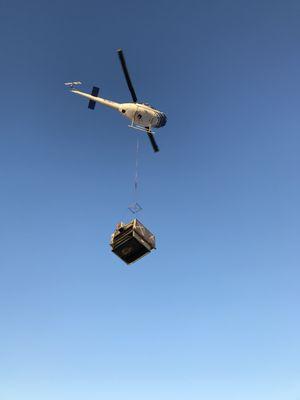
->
146, 131, 159, 153
117, 49, 138, 103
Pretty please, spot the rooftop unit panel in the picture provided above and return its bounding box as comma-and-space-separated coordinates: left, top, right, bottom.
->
110, 219, 156, 265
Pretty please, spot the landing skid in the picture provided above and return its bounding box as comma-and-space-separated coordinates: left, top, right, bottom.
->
128, 121, 155, 134
128, 120, 159, 153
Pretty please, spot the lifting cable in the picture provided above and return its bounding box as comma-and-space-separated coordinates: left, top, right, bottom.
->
129, 133, 142, 214
134, 133, 139, 200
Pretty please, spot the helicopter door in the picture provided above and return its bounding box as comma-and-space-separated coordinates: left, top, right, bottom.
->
134, 105, 143, 125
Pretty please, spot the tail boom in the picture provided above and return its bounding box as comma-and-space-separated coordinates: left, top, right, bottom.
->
71, 90, 120, 111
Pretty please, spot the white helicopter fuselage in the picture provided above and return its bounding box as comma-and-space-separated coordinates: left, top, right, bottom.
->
71, 89, 167, 129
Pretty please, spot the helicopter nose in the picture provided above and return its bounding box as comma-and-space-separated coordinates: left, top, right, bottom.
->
158, 112, 167, 127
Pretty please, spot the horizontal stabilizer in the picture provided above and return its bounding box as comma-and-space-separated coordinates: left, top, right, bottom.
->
88, 86, 100, 110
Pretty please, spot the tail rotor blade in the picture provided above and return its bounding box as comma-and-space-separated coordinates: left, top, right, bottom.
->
146, 131, 159, 153
117, 49, 138, 103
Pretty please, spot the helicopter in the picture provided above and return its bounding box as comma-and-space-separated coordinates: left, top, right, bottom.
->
65, 49, 167, 152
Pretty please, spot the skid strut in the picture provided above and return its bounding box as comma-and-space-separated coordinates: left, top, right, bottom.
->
128, 120, 155, 134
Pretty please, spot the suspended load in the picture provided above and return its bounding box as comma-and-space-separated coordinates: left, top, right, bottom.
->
110, 219, 156, 264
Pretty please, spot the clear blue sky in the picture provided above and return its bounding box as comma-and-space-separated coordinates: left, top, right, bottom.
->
0, 1, 300, 399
